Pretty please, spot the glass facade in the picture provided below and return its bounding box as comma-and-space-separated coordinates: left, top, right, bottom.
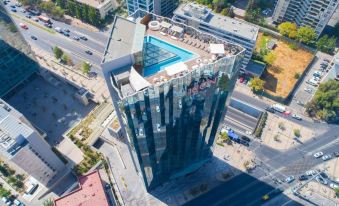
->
120, 54, 242, 190
126, 0, 179, 17
0, 6, 38, 97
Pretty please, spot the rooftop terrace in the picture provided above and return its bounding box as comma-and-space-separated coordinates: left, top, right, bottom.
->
102, 10, 245, 98
174, 3, 259, 41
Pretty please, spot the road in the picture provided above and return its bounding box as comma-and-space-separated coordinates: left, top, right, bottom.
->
2, 4, 108, 73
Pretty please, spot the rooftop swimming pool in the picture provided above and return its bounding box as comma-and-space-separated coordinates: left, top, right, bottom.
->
143, 36, 196, 77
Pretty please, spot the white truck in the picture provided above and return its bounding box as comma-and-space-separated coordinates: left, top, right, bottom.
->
272, 104, 286, 113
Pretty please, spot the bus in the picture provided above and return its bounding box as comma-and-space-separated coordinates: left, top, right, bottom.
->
38, 15, 51, 23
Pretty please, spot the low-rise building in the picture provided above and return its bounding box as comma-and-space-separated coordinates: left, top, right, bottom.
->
54, 170, 109, 206
173, 3, 259, 71
0, 99, 66, 187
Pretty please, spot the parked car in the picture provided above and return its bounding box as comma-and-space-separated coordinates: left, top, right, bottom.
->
63, 28, 70, 33
11, 8, 17, 12
63, 32, 70, 37
239, 76, 244, 83
323, 59, 330, 63
25, 14, 31, 18
240, 139, 249, 147
292, 114, 302, 120
304, 87, 313, 93
316, 176, 327, 185
320, 171, 328, 179
241, 136, 251, 142
105, 183, 111, 190
32, 17, 39, 22
313, 152, 323, 158
44, 23, 52, 28
322, 154, 332, 161
31, 35, 37, 40
285, 176, 295, 183
85, 50, 93, 55
298, 175, 308, 181
73, 36, 80, 40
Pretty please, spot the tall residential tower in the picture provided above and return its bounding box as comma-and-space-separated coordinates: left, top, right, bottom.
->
101, 10, 245, 190
272, 0, 339, 36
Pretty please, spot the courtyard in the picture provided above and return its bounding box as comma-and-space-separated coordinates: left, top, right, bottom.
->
255, 33, 314, 98
6, 74, 96, 146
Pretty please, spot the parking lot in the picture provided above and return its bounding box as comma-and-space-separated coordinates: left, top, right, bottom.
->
6, 74, 96, 146
289, 51, 333, 114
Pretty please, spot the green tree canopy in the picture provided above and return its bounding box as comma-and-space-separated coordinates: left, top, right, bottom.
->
82, 62, 91, 74
249, 77, 265, 93
53, 46, 63, 59
316, 35, 337, 54
306, 80, 339, 123
278, 22, 297, 38
296, 26, 317, 45
263, 51, 276, 65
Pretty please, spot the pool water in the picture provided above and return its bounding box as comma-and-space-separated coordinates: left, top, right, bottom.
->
143, 36, 196, 77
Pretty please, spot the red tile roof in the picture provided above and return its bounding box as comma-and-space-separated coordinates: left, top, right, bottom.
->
54, 170, 109, 206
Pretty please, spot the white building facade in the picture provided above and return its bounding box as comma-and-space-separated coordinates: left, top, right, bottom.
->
272, 0, 339, 36
0, 99, 66, 187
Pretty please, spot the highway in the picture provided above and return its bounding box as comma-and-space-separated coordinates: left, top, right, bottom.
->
2, 4, 108, 72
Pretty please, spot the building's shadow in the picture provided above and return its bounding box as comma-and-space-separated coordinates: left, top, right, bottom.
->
147, 155, 303, 206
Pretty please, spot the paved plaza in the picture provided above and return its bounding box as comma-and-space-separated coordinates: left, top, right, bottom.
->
6, 74, 96, 146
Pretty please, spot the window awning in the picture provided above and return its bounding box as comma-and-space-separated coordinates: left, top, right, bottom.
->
160, 21, 172, 29
171, 25, 183, 34
165, 62, 188, 76
209, 44, 225, 54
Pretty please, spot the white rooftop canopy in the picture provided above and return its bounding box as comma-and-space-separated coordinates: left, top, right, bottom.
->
165, 62, 188, 76
129, 67, 151, 91
171, 25, 184, 33
160, 21, 172, 29
209, 44, 225, 54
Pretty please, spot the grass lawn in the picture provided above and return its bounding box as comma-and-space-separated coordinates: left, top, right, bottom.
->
256, 33, 314, 98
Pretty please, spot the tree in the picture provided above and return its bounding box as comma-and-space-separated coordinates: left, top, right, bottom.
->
263, 51, 276, 65
306, 80, 339, 123
293, 129, 300, 137
8, 23, 17, 33
249, 77, 265, 92
294, 72, 301, 79
18, 0, 41, 6
220, 131, 230, 143
316, 35, 337, 54
296, 26, 317, 45
0, 187, 10, 198
88, 7, 99, 25
335, 187, 339, 196
82, 62, 91, 74
53, 46, 63, 59
43, 199, 54, 206
61, 54, 72, 65
278, 22, 297, 38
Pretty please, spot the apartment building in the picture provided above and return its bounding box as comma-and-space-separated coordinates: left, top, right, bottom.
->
101, 10, 244, 190
0, 99, 66, 187
126, 0, 179, 17
173, 3, 259, 70
272, 0, 339, 36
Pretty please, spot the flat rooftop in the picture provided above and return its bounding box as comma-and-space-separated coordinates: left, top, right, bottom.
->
54, 170, 109, 206
76, 0, 111, 8
103, 10, 245, 98
174, 3, 259, 41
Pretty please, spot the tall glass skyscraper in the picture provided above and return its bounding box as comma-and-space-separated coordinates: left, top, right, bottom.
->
126, 0, 179, 17
101, 10, 245, 190
0, 6, 38, 97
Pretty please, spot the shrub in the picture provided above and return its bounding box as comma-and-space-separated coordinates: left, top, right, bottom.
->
254, 112, 268, 138
294, 72, 301, 79
288, 43, 298, 50
294, 129, 301, 137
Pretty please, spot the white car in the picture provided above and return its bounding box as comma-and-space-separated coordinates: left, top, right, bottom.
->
292, 114, 302, 120
285, 176, 295, 183
316, 176, 327, 185
305, 170, 317, 176
304, 87, 313, 93
322, 154, 332, 161
330, 183, 338, 189
314, 152, 323, 158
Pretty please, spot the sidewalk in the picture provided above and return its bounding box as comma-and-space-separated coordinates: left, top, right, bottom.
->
32, 47, 110, 103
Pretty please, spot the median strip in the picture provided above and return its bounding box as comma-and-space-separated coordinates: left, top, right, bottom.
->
11, 13, 55, 34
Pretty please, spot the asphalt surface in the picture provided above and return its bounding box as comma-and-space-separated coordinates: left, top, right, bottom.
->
2, 3, 108, 73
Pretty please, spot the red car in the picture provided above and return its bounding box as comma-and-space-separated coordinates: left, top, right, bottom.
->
239, 77, 244, 83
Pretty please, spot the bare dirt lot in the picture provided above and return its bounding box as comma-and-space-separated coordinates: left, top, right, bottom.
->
256, 33, 314, 98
